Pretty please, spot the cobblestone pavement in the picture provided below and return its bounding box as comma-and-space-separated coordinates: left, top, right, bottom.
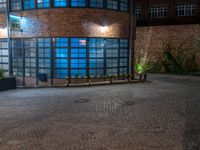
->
0, 74, 200, 150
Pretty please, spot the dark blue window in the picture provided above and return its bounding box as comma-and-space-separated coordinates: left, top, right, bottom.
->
24, 0, 35, 9
119, 39, 128, 75
37, 0, 50, 8
54, 38, 68, 78
54, 0, 67, 7
71, 0, 86, 7
38, 38, 51, 77
89, 38, 104, 76
120, 0, 128, 11
90, 0, 103, 8
107, 0, 118, 10
70, 38, 87, 77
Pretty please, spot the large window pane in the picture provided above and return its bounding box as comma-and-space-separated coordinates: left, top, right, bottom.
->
38, 38, 51, 77
53, 38, 68, 78
54, 0, 67, 7
89, 38, 104, 76
24, 38, 36, 77
11, 0, 22, 11
24, 0, 35, 10
70, 38, 86, 77
120, 0, 128, 11
12, 39, 23, 76
37, 0, 50, 8
107, 0, 118, 10
0, 0, 6, 13
71, 0, 86, 7
90, 0, 103, 8
0, 39, 8, 76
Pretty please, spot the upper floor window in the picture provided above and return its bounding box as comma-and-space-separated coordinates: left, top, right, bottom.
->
107, 0, 118, 10
148, 7, 168, 18
9, 0, 130, 12
120, 0, 128, 11
37, 0, 50, 8
90, 0, 103, 8
135, 8, 141, 19
71, 0, 86, 7
11, 0, 22, 11
24, 0, 35, 10
0, 0, 6, 13
54, 0, 67, 7
175, 3, 196, 16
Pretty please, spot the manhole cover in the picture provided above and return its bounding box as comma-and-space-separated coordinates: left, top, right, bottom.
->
75, 99, 90, 103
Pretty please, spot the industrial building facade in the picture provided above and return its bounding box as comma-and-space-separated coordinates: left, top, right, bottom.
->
0, 0, 200, 86
0, 0, 135, 86
135, 0, 200, 70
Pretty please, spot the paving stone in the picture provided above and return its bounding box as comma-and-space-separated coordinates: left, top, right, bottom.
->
0, 74, 199, 150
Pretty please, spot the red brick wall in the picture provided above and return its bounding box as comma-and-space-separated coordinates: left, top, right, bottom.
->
8, 8, 132, 38
0, 14, 7, 38
135, 24, 200, 65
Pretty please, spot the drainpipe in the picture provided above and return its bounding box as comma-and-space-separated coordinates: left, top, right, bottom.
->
129, 0, 135, 78
6, 0, 12, 76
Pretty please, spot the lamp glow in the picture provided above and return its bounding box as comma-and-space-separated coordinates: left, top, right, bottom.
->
99, 26, 108, 33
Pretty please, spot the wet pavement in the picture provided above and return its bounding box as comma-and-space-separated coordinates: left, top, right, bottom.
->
0, 74, 199, 150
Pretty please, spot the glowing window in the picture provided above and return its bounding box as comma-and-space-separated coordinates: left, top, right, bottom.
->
38, 38, 51, 77
37, 0, 50, 8
54, 0, 67, 7
70, 38, 86, 77
71, 0, 86, 7
24, 0, 35, 9
53, 38, 68, 78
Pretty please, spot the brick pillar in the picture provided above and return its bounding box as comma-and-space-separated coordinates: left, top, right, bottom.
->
197, 0, 200, 19
140, 0, 147, 24
168, 0, 174, 19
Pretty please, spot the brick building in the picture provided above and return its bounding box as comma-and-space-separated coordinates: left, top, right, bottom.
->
0, 0, 135, 86
0, 0, 199, 87
135, 0, 200, 66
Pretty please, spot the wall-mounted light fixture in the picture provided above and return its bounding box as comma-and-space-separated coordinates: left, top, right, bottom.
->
99, 25, 108, 33
9, 15, 22, 32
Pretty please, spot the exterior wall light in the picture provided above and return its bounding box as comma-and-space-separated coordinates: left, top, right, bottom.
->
9, 15, 22, 31
99, 26, 108, 33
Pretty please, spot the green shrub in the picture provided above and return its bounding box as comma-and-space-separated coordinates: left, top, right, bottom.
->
158, 40, 200, 74
135, 50, 151, 74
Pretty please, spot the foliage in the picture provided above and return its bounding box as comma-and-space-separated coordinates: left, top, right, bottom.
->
194, 25, 200, 51
155, 39, 200, 74
194, 34, 200, 51
135, 50, 151, 74
0, 69, 4, 80
139, 29, 200, 75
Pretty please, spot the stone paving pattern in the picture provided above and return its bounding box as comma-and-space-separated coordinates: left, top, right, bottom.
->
0, 74, 199, 150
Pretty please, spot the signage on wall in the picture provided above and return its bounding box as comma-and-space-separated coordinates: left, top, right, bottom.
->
10, 15, 22, 31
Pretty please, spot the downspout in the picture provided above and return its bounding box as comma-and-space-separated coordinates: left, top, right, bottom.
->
6, 0, 12, 76
129, 0, 135, 78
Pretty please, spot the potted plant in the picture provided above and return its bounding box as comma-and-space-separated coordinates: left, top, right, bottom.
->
0, 69, 16, 91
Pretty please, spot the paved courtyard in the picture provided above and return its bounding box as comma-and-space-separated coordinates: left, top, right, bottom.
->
0, 74, 199, 150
